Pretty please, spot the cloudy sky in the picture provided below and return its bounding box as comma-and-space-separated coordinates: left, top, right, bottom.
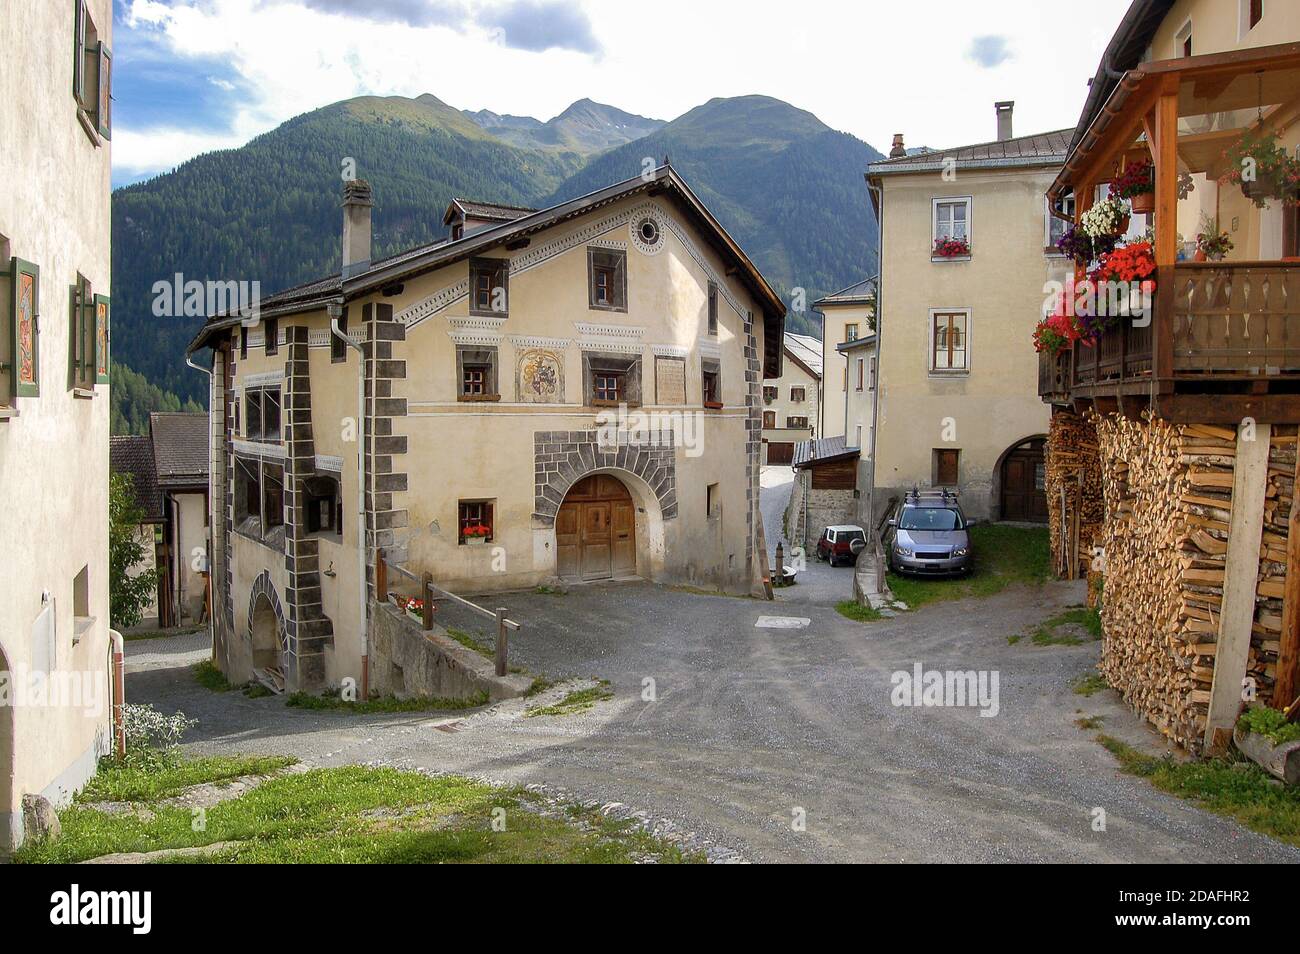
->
114, 0, 1132, 186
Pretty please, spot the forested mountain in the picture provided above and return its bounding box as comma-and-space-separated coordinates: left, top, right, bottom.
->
111, 92, 881, 414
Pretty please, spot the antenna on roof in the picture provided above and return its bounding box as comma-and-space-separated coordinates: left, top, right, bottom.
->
663, 154, 671, 167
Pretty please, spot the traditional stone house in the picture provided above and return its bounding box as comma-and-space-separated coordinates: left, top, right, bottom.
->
187, 165, 784, 694
762, 333, 822, 464
110, 412, 211, 628
867, 109, 1072, 523
1040, 0, 1300, 752
0, 0, 117, 853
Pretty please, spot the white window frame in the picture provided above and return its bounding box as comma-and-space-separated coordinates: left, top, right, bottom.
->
928, 308, 971, 375
1238, 0, 1262, 40
931, 196, 972, 261
1175, 18, 1193, 58
1045, 196, 1073, 254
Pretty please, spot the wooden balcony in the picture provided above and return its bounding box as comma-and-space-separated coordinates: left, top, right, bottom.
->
1039, 262, 1300, 423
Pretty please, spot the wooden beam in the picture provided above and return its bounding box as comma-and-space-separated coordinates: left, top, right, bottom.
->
1276, 444, 1300, 710
1153, 80, 1179, 399
1205, 424, 1273, 753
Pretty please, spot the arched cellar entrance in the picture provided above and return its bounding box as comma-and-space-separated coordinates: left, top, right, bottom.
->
250, 593, 285, 672
998, 437, 1048, 522
556, 475, 638, 582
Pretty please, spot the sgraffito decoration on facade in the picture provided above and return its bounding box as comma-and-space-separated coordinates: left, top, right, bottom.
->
517, 348, 564, 403
16, 271, 35, 387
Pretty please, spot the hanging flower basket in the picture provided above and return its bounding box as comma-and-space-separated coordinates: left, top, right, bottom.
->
1219, 128, 1300, 209
1081, 196, 1132, 239
1113, 160, 1155, 214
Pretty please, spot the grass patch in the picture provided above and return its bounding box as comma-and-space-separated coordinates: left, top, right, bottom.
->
1025, 605, 1103, 646
15, 761, 695, 865
446, 627, 494, 660
534, 585, 565, 596
1097, 734, 1300, 848
1007, 634, 1022, 645
1075, 715, 1104, 730
1238, 704, 1300, 747
193, 659, 233, 692
525, 676, 556, 697
886, 524, 1051, 610
1074, 671, 1109, 697
79, 754, 296, 803
835, 600, 883, 622
123, 624, 204, 642
525, 682, 614, 718
284, 691, 488, 713
244, 683, 274, 699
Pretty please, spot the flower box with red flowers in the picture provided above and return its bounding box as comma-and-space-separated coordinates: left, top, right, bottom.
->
462, 523, 492, 545
932, 237, 971, 259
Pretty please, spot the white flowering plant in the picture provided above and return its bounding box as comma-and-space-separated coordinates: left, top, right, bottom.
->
121, 702, 197, 768
1081, 196, 1131, 239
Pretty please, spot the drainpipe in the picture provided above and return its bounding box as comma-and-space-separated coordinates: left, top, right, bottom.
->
109, 629, 125, 759
865, 180, 885, 535
329, 302, 368, 700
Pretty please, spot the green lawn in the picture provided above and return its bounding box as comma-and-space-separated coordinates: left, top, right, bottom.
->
15, 758, 700, 864
525, 682, 614, 718
886, 524, 1051, 610
835, 600, 883, 623
1098, 734, 1300, 848
284, 691, 488, 713
79, 754, 297, 803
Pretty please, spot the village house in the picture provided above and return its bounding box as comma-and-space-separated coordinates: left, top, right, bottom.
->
866, 108, 1073, 524
110, 412, 211, 628
1039, 0, 1300, 752
187, 165, 784, 695
761, 332, 822, 465
0, 0, 117, 853
815, 278, 875, 443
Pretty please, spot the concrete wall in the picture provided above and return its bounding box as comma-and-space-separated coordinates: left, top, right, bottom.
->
785, 469, 857, 552
873, 167, 1063, 522
0, 0, 115, 853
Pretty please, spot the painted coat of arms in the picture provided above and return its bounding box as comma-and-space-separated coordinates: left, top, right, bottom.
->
516, 349, 563, 403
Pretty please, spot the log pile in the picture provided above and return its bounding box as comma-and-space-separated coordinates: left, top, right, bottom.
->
1091, 416, 1294, 752
1045, 408, 1104, 580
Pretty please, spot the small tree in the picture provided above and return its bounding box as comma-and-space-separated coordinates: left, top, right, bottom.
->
109, 472, 158, 628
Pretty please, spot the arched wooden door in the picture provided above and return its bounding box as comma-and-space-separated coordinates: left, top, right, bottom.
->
557, 475, 637, 581
1000, 438, 1048, 522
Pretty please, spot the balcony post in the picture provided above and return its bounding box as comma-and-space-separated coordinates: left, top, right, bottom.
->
1153, 80, 1179, 403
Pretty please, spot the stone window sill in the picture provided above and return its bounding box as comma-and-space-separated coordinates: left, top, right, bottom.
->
77, 109, 102, 147
72, 387, 97, 400
703, 401, 724, 410
458, 393, 501, 402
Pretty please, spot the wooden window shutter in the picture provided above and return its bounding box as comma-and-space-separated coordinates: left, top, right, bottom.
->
95, 41, 112, 139
72, 1, 86, 102
94, 294, 110, 383
10, 258, 40, 398
68, 277, 89, 388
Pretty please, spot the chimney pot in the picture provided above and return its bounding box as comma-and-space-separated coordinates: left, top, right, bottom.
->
342, 178, 374, 280
889, 133, 906, 158
995, 101, 1014, 142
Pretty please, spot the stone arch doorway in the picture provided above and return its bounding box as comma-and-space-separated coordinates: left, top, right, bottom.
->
997, 436, 1048, 522
250, 592, 285, 672
556, 474, 639, 581
0, 641, 13, 854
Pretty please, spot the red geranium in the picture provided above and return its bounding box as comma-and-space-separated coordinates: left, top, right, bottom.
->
1093, 241, 1156, 284
933, 236, 971, 258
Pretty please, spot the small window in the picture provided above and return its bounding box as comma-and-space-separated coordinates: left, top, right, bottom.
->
470, 258, 508, 316
331, 307, 348, 363
244, 387, 282, 441
707, 282, 719, 335
458, 500, 494, 544
763, 385, 778, 402
845, 323, 859, 342
790, 386, 805, 403
1046, 197, 1073, 252
240, 326, 248, 360
856, 357, 865, 391
706, 483, 720, 519
701, 359, 721, 407
456, 345, 499, 401
305, 475, 341, 537
763, 410, 776, 428
263, 464, 284, 529
930, 311, 969, 373
587, 248, 627, 311
934, 449, 960, 487
787, 416, 809, 429
593, 371, 623, 404
932, 197, 972, 258
264, 317, 278, 355
583, 352, 640, 407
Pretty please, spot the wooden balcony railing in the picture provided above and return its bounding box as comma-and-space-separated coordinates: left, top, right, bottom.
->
1038, 262, 1300, 404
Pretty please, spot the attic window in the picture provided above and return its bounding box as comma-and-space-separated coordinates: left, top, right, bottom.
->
470, 258, 508, 316
587, 247, 627, 312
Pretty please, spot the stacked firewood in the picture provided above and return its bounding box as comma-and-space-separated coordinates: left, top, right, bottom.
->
1253, 426, 1296, 708
1045, 408, 1104, 580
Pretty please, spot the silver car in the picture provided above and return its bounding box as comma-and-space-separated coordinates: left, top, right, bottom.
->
884, 493, 973, 576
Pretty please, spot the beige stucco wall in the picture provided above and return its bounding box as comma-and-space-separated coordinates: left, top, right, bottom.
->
172, 492, 208, 622
762, 347, 819, 454
1149, 0, 1300, 60
873, 168, 1066, 521
218, 193, 769, 691
0, 0, 114, 853
819, 301, 873, 439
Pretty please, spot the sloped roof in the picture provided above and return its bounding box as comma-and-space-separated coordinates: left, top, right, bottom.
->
792, 435, 859, 469
814, 277, 876, 307
784, 333, 823, 378
868, 129, 1072, 176
150, 412, 209, 487
188, 164, 787, 378
110, 435, 164, 523
444, 198, 538, 225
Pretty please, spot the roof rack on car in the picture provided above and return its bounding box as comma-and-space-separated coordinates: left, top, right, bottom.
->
905, 486, 959, 504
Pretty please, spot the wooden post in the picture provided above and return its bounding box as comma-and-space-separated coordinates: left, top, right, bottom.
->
774, 541, 784, 586
495, 607, 508, 677
1275, 444, 1300, 710
1153, 82, 1179, 406
421, 572, 433, 631
375, 549, 387, 605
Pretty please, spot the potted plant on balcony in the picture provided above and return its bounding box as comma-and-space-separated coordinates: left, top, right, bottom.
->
463, 523, 491, 546
1081, 195, 1132, 239
1085, 241, 1156, 333
933, 236, 971, 259
1032, 307, 1080, 357
1056, 225, 1117, 265
1195, 215, 1234, 262
1220, 128, 1300, 207
1113, 159, 1155, 215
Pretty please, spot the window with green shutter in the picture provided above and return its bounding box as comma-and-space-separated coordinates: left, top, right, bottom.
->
68, 276, 100, 390
72, 3, 110, 143
9, 258, 41, 398
94, 294, 110, 383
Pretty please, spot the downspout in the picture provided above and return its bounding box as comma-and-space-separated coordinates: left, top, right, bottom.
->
329, 302, 368, 700
865, 179, 885, 534
109, 629, 125, 759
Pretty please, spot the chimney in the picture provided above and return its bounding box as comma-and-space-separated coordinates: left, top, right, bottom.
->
889, 133, 906, 158
995, 101, 1014, 141
342, 178, 373, 280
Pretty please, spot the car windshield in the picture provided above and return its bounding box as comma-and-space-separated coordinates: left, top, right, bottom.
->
898, 508, 962, 531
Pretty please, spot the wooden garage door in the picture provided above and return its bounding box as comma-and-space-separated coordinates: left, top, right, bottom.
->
767, 441, 794, 465
1001, 439, 1048, 522
557, 475, 637, 581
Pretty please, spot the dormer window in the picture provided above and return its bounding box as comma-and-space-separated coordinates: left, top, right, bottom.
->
587, 248, 627, 312
470, 258, 508, 316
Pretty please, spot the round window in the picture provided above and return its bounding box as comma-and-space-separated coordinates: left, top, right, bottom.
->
640, 219, 660, 244
632, 213, 665, 255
